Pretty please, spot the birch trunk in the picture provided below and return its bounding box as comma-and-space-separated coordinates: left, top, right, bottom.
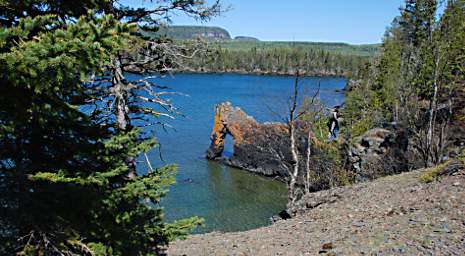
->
288, 120, 299, 206
305, 129, 312, 193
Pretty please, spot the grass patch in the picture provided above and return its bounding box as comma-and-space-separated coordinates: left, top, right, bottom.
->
419, 162, 450, 183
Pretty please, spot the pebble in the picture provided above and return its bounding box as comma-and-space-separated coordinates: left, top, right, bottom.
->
352, 221, 365, 228
434, 223, 451, 233
386, 208, 395, 216
322, 242, 334, 250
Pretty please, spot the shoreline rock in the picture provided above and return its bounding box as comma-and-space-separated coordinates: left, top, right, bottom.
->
205, 102, 316, 181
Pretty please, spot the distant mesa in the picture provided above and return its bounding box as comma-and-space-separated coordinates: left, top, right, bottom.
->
143, 26, 260, 42
234, 36, 260, 42
145, 25, 231, 41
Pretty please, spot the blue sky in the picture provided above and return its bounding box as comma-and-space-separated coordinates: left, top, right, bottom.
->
122, 0, 409, 44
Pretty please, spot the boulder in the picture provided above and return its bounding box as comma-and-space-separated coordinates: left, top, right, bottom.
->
347, 123, 409, 181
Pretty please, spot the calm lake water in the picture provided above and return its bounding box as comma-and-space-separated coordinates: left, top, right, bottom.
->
128, 73, 346, 233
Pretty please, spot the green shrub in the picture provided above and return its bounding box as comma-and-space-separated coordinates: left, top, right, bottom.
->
419, 162, 449, 183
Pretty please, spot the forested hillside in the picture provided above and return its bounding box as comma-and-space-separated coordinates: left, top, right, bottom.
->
139, 26, 379, 76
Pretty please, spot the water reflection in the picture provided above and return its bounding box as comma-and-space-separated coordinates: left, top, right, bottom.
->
201, 161, 287, 232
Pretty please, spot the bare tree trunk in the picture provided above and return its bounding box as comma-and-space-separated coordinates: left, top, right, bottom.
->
112, 56, 130, 131
287, 74, 300, 207
426, 55, 440, 167
305, 129, 312, 193
425, 42, 450, 167
288, 119, 299, 206
111, 55, 136, 179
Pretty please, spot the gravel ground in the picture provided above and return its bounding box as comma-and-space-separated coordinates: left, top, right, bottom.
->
168, 168, 465, 256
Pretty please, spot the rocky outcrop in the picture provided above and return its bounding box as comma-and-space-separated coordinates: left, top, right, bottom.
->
205, 103, 415, 188
343, 79, 360, 93
347, 124, 409, 181
206, 102, 314, 180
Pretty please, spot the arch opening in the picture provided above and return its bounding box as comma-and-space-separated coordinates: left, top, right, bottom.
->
222, 133, 235, 158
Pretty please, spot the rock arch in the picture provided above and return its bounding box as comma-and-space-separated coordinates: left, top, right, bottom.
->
205, 102, 309, 179
206, 102, 266, 159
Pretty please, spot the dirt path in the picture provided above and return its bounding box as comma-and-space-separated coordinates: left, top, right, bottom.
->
168, 169, 465, 255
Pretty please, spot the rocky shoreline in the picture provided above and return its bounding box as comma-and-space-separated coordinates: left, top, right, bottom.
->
168, 167, 465, 255
205, 102, 411, 187
173, 68, 347, 77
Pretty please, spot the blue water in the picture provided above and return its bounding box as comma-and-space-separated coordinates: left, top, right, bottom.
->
128, 73, 346, 233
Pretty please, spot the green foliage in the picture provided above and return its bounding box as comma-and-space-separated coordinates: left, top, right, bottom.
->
212, 40, 379, 57
299, 96, 329, 141
181, 44, 371, 76
0, 0, 114, 26
304, 138, 353, 190
298, 97, 353, 189
0, 2, 209, 255
343, 66, 386, 139
419, 161, 448, 183
343, 0, 464, 168
143, 27, 379, 76
144, 26, 380, 56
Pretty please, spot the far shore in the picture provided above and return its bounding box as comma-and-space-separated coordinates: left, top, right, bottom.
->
125, 67, 348, 79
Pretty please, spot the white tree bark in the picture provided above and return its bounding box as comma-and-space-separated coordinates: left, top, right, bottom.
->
305, 129, 312, 193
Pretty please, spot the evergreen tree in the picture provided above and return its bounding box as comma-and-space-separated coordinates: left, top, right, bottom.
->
343, 0, 464, 167
0, 1, 221, 255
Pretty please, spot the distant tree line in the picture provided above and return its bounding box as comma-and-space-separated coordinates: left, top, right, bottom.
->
179, 46, 371, 77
